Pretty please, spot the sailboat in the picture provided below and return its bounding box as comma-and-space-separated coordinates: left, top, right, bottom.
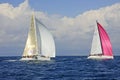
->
88, 21, 113, 59
20, 14, 55, 61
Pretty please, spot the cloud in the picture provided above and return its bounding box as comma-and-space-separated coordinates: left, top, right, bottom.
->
0, 0, 31, 19
0, 0, 120, 56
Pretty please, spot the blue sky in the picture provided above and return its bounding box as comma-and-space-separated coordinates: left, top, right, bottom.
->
0, 0, 120, 16
0, 0, 120, 56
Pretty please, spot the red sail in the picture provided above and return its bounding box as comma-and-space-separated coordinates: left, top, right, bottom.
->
97, 22, 113, 56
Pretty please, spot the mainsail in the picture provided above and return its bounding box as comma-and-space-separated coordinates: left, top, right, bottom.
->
22, 14, 55, 59
90, 21, 113, 56
90, 22, 102, 55
22, 15, 37, 57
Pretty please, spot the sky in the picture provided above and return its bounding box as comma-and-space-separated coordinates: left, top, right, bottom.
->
0, 0, 120, 56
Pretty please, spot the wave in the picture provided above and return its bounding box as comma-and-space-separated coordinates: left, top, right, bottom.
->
4, 59, 18, 62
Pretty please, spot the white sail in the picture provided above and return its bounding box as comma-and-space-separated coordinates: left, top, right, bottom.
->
35, 18, 55, 57
90, 25, 102, 55
22, 15, 38, 57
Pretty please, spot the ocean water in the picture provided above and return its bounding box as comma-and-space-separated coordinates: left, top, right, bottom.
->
0, 56, 120, 80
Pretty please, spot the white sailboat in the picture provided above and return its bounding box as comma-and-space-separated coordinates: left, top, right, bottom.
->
20, 14, 55, 61
88, 21, 113, 59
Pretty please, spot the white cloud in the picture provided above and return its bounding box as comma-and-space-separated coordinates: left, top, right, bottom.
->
0, 0, 120, 56
0, 0, 31, 19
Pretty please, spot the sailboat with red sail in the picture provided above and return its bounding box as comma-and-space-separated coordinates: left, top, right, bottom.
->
88, 21, 113, 59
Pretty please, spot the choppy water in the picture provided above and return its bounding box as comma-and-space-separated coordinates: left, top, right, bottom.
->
0, 56, 120, 80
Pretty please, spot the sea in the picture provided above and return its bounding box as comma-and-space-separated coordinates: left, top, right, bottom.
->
0, 56, 120, 80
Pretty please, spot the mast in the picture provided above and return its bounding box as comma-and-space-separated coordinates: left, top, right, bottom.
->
96, 21, 103, 55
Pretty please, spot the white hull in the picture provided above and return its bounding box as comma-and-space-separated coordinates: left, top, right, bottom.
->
87, 55, 113, 60
20, 56, 50, 61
